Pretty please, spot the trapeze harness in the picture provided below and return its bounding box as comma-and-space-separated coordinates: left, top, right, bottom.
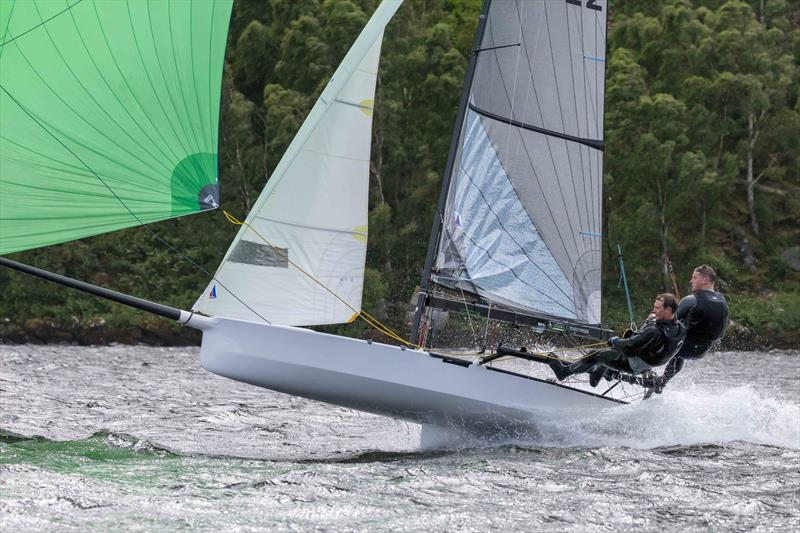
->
551, 319, 686, 379
662, 290, 729, 382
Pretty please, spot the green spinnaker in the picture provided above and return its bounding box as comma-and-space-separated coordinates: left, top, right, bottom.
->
0, 0, 233, 254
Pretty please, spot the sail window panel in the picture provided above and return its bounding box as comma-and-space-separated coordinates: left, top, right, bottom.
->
436, 112, 578, 320
196, 221, 367, 326
472, 0, 606, 141
480, 116, 602, 268
229, 241, 289, 269
484, 115, 602, 324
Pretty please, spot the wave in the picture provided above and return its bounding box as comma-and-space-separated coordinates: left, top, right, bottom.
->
0, 430, 177, 457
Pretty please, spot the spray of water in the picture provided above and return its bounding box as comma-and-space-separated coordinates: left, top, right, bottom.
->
418, 383, 800, 451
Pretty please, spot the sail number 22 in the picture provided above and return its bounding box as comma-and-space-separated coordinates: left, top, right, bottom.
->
566, 0, 603, 11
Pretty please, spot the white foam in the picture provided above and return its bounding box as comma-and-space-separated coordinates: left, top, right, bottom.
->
534, 383, 800, 450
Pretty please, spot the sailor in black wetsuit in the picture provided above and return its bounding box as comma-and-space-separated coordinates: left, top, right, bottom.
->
661, 264, 729, 385
549, 293, 686, 387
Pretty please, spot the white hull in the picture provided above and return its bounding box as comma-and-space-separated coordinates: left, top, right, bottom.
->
186, 315, 623, 433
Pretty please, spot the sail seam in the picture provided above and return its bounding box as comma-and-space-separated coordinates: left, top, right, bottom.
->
0, 0, 84, 47
544, 2, 588, 249
565, 2, 591, 237
0, 84, 268, 324
253, 215, 367, 236
518, 0, 583, 268
55, 2, 186, 178
126, 3, 195, 165
6, 24, 176, 181
510, 0, 584, 288
302, 147, 369, 162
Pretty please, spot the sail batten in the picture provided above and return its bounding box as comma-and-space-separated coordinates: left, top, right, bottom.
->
469, 103, 604, 149
431, 0, 607, 325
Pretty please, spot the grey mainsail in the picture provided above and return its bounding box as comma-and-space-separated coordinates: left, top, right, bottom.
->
425, 0, 607, 327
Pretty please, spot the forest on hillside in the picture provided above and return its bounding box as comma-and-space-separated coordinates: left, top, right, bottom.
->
1, 0, 798, 347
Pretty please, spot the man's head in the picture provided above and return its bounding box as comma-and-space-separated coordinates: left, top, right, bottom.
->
653, 293, 678, 321
690, 264, 716, 292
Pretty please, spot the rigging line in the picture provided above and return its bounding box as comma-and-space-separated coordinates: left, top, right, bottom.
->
6, 38, 177, 182
222, 211, 422, 349
454, 151, 577, 307
482, 301, 492, 349
594, 12, 601, 180
0, 0, 84, 47
0, 84, 270, 325
455, 266, 480, 349
564, 2, 592, 236
437, 212, 577, 317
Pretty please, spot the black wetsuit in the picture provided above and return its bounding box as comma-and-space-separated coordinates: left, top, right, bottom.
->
550, 319, 686, 382
662, 289, 729, 382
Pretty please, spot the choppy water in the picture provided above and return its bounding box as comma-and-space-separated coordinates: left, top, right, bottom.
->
1, 344, 798, 531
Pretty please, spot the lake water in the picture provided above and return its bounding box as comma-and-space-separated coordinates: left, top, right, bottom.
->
1, 345, 798, 531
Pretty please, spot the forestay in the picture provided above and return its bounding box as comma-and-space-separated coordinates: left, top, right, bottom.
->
194, 1, 403, 326
432, 0, 607, 324
0, 0, 232, 254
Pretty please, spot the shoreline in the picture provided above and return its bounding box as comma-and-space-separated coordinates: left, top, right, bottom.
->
1, 320, 797, 351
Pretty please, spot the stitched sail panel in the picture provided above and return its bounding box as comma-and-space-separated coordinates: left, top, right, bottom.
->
194, 1, 402, 326
433, 0, 606, 324
0, 0, 232, 254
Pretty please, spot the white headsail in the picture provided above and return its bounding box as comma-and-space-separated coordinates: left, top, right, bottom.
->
194, 0, 402, 326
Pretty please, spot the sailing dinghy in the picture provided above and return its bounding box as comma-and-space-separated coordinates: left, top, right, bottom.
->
1, 0, 652, 434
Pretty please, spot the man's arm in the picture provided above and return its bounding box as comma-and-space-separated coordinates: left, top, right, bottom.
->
676, 294, 697, 322
614, 325, 659, 355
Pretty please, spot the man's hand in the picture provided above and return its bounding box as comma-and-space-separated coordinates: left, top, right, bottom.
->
607, 336, 620, 347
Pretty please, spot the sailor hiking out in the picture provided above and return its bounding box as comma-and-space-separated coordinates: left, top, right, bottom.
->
661, 264, 729, 386
549, 294, 687, 387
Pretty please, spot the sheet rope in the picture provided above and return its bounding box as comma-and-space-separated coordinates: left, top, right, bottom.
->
222, 210, 423, 349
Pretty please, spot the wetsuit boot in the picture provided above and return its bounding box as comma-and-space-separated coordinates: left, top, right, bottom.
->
589, 366, 606, 387
548, 357, 573, 380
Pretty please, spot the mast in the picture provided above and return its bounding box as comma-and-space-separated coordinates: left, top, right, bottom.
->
410, 0, 493, 343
